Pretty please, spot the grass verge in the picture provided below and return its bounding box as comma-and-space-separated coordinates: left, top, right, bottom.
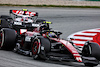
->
0, 4, 100, 8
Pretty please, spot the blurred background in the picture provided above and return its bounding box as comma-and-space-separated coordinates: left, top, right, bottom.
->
72, 0, 100, 1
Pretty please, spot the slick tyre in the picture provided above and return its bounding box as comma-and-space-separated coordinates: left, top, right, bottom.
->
32, 37, 51, 60
82, 42, 100, 59
0, 19, 9, 28
0, 15, 12, 22
0, 15, 13, 28
32, 39, 41, 60
82, 42, 100, 66
0, 28, 17, 50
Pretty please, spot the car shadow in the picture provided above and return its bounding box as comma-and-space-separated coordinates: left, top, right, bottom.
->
35, 60, 86, 67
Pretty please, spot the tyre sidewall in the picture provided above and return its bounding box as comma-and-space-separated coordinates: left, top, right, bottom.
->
0, 28, 17, 50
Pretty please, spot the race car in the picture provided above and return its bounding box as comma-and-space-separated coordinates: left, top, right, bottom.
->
0, 9, 51, 31
0, 9, 100, 66
0, 27, 100, 66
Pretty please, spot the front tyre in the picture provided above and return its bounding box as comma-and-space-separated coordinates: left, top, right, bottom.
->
32, 39, 41, 60
82, 41, 100, 66
31, 37, 51, 60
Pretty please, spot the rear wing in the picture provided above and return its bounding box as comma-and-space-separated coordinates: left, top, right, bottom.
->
10, 10, 38, 17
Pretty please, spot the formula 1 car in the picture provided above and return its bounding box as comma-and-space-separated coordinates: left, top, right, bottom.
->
0, 9, 100, 66
0, 9, 50, 31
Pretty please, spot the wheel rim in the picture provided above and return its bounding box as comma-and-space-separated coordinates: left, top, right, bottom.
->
32, 40, 39, 55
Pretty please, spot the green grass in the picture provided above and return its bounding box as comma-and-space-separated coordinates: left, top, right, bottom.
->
0, 4, 100, 8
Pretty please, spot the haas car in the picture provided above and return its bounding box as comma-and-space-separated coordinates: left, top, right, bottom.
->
0, 9, 100, 66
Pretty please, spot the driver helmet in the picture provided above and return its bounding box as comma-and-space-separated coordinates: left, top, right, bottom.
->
22, 9, 28, 15
22, 9, 28, 11
47, 32, 57, 38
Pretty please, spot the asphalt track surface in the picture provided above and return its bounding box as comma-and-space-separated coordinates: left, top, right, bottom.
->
0, 6, 100, 67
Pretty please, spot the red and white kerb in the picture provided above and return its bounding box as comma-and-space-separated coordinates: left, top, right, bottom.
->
68, 28, 100, 46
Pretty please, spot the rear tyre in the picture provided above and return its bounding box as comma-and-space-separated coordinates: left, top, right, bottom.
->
0, 28, 17, 50
0, 15, 13, 22
0, 15, 13, 29
0, 19, 9, 28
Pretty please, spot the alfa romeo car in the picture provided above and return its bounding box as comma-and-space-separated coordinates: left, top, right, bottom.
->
0, 9, 100, 66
